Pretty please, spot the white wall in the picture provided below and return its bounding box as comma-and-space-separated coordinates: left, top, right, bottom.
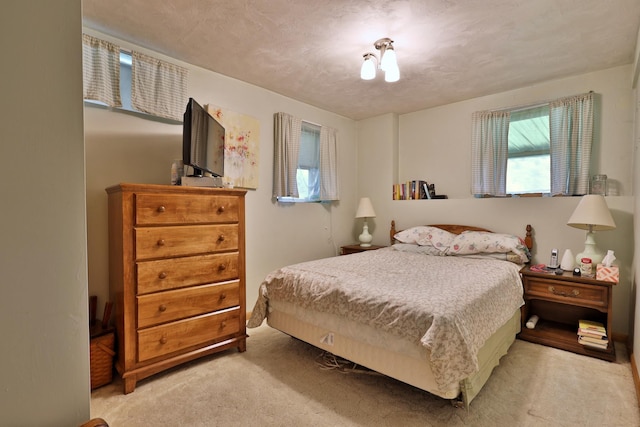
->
0, 1, 90, 425
632, 26, 640, 382
359, 66, 635, 336
400, 66, 634, 199
83, 30, 359, 314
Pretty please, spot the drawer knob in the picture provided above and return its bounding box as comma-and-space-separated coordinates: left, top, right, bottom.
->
158, 304, 167, 312
159, 336, 168, 344
217, 234, 225, 242
157, 205, 166, 213
220, 293, 227, 300
220, 321, 227, 329
158, 272, 167, 279
217, 206, 225, 214
218, 264, 227, 271
548, 286, 579, 297
157, 239, 165, 246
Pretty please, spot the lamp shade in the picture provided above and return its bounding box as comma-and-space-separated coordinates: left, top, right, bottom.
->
384, 64, 400, 82
355, 197, 376, 218
567, 195, 616, 231
360, 54, 376, 80
380, 47, 397, 72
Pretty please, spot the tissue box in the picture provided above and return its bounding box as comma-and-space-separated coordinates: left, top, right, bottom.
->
596, 264, 619, 283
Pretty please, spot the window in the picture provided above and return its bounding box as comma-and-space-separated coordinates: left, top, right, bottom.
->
119, 51, 134, 112
295, 123, 321, 201
82, 34, 187, 122
472, 92, 593, 197
506, 105, 550, 194
273, 112, 339, 202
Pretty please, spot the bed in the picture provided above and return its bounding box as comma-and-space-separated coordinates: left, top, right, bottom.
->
247, 221, 533, 407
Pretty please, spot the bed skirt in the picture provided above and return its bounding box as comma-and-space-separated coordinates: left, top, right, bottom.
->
265, 307, 521, 407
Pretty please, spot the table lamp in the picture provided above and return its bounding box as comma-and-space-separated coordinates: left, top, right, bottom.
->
567, 195, 616, 265
355, 197, 376, 247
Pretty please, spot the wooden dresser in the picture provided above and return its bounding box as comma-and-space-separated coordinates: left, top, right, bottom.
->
106, 183, 247, 393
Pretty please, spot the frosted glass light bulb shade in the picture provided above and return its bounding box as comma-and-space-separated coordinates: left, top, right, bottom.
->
384, 64, 400, 82
360, 55, 376, 80
380, 47, 397, 72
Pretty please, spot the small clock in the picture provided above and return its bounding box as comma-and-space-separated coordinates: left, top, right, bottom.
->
573, 267, 581, 276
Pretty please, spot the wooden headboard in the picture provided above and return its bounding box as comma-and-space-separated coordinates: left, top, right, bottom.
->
389, 220, 533, 250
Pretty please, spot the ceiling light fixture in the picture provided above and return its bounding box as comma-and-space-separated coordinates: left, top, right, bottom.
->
360, 37, 400, 82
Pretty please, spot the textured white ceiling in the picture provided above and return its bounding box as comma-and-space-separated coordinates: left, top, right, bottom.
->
83, 0, 640, 120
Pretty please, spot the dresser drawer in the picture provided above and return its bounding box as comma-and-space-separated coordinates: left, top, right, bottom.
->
135, 224, 239, 260
137, 280, 240, 328
135, 193, 240, 225
137, 253, 240, 294
137, 307, 241, 362
523, 277, 608, 310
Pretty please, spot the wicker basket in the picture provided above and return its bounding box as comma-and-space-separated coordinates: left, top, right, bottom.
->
90, 331, 115, 389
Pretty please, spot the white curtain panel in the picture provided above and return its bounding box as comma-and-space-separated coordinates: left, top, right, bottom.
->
131, 51, 187, 121
82, 34, 121, 107
471, 111, 510, 196
319, 126, 339, 200
550, 92, 594, 196
273, 112, 302, 198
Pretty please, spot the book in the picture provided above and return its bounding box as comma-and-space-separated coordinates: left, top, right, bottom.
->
423, 182, 431, 199
578, 319, 607, 336
578, 334, 608, 344
578, 337, 608, 350
579, 331, 608, 341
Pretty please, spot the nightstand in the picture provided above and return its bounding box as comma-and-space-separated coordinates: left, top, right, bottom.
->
518, 266, 616, 362
340, 244, 386, 255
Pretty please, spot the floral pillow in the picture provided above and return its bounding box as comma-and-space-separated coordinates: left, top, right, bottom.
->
448, 231, 531, 264
394, 226, 455, 254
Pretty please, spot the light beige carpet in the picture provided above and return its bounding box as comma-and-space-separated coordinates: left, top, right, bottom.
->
91, 324, 639, 426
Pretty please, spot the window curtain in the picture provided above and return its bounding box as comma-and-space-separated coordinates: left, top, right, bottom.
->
273, 112, 302, 198
131, 51, 188, 121
549, 92, 594, 196
82, 34, 121, 107
319, 126, 339, 200
471, 111, 510, 196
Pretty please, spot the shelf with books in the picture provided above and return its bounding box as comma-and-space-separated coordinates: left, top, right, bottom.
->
392, 180, 447, 200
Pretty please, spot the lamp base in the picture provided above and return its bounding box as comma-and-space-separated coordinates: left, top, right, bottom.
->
358, 221, 373, 247
575, 231, 604, 265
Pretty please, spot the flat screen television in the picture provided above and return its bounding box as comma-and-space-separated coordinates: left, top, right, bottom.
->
182, 98, 225, 177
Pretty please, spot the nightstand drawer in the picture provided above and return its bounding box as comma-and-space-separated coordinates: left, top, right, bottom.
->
524, 277, 608, 310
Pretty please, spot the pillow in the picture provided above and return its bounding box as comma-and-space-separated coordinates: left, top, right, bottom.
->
394, 226, 455, 253
448, 231, 531, 264
392, 243, 444, 256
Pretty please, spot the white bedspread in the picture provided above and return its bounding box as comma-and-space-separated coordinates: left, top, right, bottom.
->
248, 247, 524, 391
